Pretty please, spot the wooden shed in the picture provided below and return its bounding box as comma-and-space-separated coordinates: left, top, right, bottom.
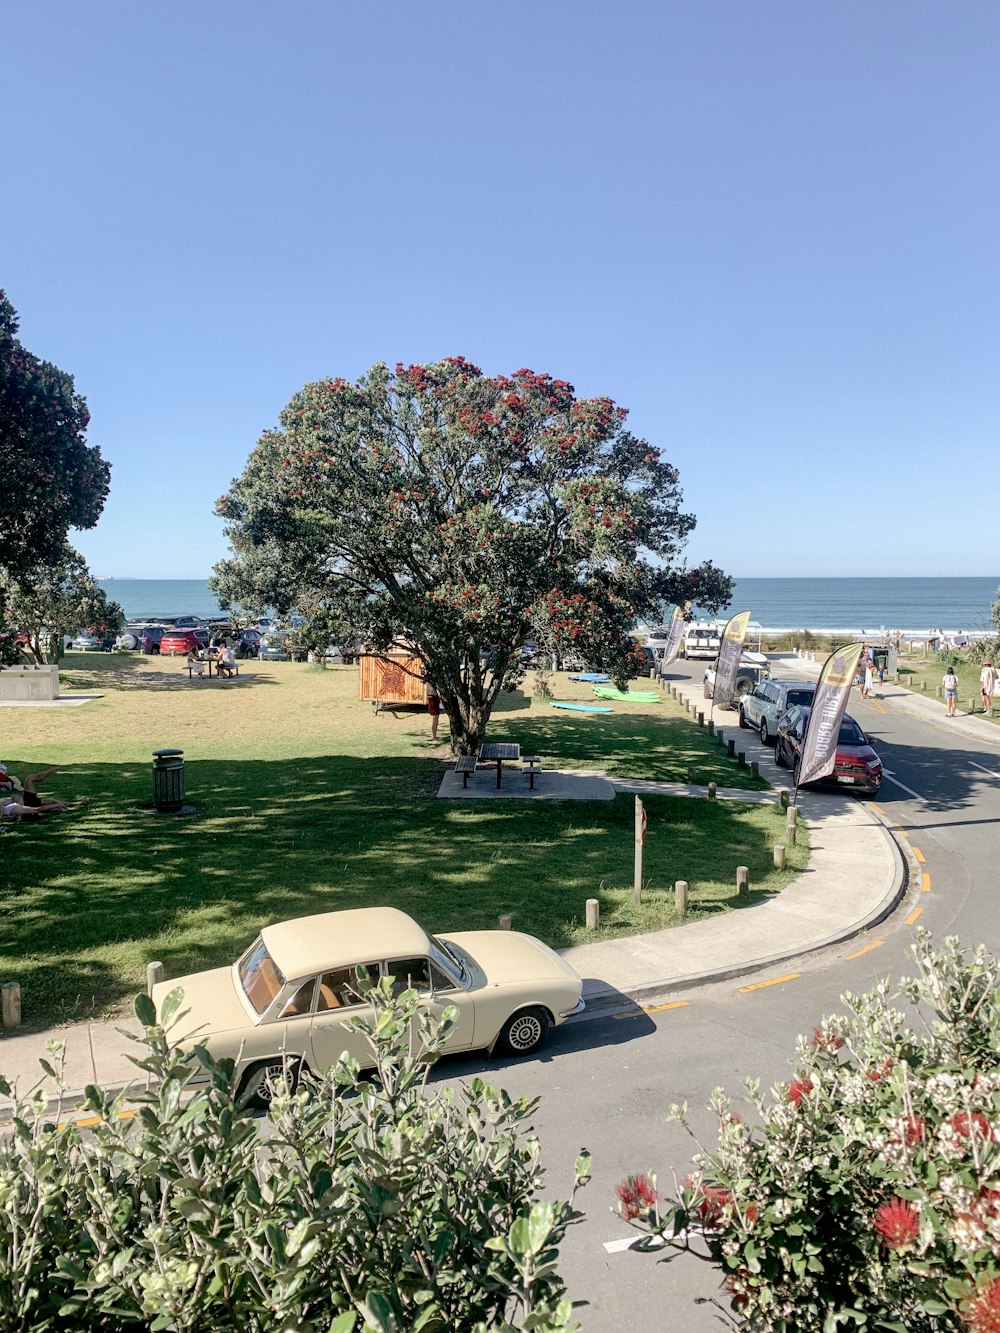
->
358, 651, 428, 711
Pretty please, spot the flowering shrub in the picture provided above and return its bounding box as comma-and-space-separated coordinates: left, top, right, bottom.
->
617, 933, 1000, 1330
0, 979, 589, 1331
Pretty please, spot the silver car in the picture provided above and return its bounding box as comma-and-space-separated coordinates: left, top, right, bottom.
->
739, 678, 816, 745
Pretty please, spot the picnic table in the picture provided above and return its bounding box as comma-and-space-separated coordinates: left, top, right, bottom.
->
479, 741, 520, 789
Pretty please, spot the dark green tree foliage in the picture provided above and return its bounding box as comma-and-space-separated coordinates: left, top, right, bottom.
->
0, 543, 124, 663
215, 357, 732, 751
0, 292, 110, 572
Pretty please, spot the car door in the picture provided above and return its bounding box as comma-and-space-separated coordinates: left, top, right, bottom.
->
307, 962, 384, 1072
382, 955, 476, 1055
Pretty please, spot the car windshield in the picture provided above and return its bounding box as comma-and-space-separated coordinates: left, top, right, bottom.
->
839, 718, 866, 745
786, 689, 815, 708
238, 938, 286, 1016
432, 936, 469, 984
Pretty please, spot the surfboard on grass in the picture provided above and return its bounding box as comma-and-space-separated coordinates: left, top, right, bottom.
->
568, 672, 611, 683
550, 701, 613, 713
592, 686, 661, 702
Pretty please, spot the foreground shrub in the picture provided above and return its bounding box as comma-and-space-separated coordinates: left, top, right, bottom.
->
618, 933, 1000, 1331
0, 979, 589, 1331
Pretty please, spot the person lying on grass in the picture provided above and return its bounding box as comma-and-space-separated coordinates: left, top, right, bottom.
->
0, 764, 88, 819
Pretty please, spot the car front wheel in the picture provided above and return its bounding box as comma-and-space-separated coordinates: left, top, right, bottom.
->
494, 1007, 550, 1057
792, 757, 802, 788
774, 738, 785, 768
759, 717, 770, 745
237, 1057, 304, 1111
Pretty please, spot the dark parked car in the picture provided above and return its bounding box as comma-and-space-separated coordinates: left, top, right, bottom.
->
773, 705, 883, 796
140, 626, 167, 654
160, 629, 202, 656
236, 628, 262, 659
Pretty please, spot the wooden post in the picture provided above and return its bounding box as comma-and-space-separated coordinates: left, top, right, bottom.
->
146, 961, 165, 995
707, 719, 715, 737
497, 914, 512, 930
585, 898, 600, 930
707, 781, 717, 800
633, 796, 645, 904
749, 760, 759, 779
786, 806, 798, 846
675, 879, 689, 913
716, 729, 725, 747
727, 738, 736, 757
686, 765, 696, 783
736, 866, 749, 897
2, 981, 21, 1028
920, 680, 927, 690
737, 750, 747, 767
774, 844, 786, 869
697, 710, 705, 725
779, 787, 790, 809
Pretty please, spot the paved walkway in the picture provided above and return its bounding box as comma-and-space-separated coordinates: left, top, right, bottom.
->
5, 665, 996, 1101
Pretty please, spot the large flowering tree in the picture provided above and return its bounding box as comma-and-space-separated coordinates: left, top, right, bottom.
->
617, 933, 1000, 1332
0, 543, 124, 663
214, 357, 731, 752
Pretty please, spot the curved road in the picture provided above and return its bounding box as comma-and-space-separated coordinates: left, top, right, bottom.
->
437, 659, 1000, 1331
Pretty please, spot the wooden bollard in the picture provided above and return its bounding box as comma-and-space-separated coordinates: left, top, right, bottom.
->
727, 738, 736, 757
497, 914, 512, 931
921, 680, 927, 690
707, 781, 717, 800
736, 866, 749, 897
2, 981, 21, 1029
968, 698, 975, 714
779, 787, 790, 809
716, 729, 725, 747
146, 961, 165, 995
749, 760, 759, 779
737, 750, 747, 767
707, 719, 715, 736
585, 898, 600, 930
675, 879, 689, 913
774, 844, 786, 869
697, 710, 705, 725
786, 807, 798, 846
687, 766, 696, 783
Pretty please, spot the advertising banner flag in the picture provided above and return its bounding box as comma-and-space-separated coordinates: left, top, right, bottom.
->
713, 610, 752, 709
659, 605, 687, 668
797, 642, 865, 789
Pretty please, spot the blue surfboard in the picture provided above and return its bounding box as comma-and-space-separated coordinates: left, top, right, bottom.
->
550, 701, 613, 713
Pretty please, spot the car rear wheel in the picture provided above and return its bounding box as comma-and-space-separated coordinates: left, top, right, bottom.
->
494, 1007, 550, 1057
238, 1056, 304, 1111
759, 717, 770, 745
738, 706, 749, 729
774, 738, 784, 768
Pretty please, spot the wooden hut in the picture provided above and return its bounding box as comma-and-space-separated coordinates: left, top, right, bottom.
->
358, 650, 428, 712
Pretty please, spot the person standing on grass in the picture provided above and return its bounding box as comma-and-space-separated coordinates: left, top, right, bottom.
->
427, 688, 442, 741
943, 665, 959, 717
981, 659, 997, 715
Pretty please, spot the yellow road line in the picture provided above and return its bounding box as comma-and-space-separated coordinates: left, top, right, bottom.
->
869, 802, 884, 814
913, 847, 925, 863
922, 872, 932, 893
739, 972, 800, 992
845, 939, 885, 959
612, 1000, 689, 1021
57, 1110, 136, 1130
906, 906, 923, 925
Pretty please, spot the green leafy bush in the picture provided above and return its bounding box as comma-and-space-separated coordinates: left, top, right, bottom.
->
618, 933, 1000, 1331
0, 979, 589, 1331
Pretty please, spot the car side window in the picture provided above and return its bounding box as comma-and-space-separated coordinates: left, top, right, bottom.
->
315, 964, 379, 1012
279, 978, 316, 1018
430, 963, 458, 994
384, 956, 433, 996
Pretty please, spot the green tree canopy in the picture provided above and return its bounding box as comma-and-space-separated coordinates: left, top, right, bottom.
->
0, 291, 111, 574
0, 543, 123, 663
214, 357, 732, 751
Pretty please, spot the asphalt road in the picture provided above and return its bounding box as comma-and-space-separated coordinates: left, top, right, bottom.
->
432, 658, 1000, 1331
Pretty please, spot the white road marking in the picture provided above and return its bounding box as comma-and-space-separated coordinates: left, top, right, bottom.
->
970, 760, 1000, 779
882, 770, 928, 802
604, 1225, 704, 1254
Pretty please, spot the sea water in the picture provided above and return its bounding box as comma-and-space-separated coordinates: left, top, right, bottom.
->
101, 576, 999, 634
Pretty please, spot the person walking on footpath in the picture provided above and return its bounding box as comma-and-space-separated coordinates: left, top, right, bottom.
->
943, 665, 959, 717
981, 659, 997, 715
863, 656, 874, 700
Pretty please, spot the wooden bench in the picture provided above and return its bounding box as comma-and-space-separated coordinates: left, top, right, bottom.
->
522, 756, 543, 790
455, 755, 478, 788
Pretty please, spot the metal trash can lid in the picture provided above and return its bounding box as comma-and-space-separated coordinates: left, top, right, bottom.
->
152, 748, 184, 758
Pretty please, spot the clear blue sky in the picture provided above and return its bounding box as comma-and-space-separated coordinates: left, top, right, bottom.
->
4, 1, 998, 580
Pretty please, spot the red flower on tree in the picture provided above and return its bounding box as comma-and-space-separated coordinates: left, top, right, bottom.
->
949, 1110, 992, 1141
873, 1198, 920, 1253
788, 1079, 814, 1106
615, 1173, 659, 1221
967, 1276, 1000, 1332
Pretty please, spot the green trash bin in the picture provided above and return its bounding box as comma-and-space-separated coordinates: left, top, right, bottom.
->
152, 748, 185, 814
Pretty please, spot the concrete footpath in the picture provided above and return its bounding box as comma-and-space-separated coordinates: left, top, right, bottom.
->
4, 667, 996, 1101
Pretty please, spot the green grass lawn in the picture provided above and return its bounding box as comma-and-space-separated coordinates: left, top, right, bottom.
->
1, 654, 806, 1027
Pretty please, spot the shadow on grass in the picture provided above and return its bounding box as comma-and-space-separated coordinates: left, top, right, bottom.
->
0, 754, 799, 1025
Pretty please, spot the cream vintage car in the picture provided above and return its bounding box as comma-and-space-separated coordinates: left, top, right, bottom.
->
152, 906, 585, 1104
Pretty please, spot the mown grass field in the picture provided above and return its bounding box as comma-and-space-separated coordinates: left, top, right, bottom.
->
896, 650, 998, 722
0, 654, 807, 1027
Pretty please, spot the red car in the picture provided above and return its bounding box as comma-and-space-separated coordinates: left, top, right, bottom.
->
159, 629, 202, 656
773, 705, 883, 796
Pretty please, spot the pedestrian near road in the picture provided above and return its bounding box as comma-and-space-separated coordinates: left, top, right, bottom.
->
981, 659, 997, 716
943, 665, 959, 717
863, 659, 874, 699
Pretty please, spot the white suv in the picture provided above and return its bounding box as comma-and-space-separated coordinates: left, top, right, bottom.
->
739, 678, 816, 745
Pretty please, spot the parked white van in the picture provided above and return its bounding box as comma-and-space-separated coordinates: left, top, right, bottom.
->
682, 622, 722, 660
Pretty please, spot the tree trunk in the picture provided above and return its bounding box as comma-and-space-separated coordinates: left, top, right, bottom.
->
444, 694, 492, 756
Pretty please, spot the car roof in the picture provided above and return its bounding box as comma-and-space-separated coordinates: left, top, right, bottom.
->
776, 679, 815, 691
261, 906, 432, 980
